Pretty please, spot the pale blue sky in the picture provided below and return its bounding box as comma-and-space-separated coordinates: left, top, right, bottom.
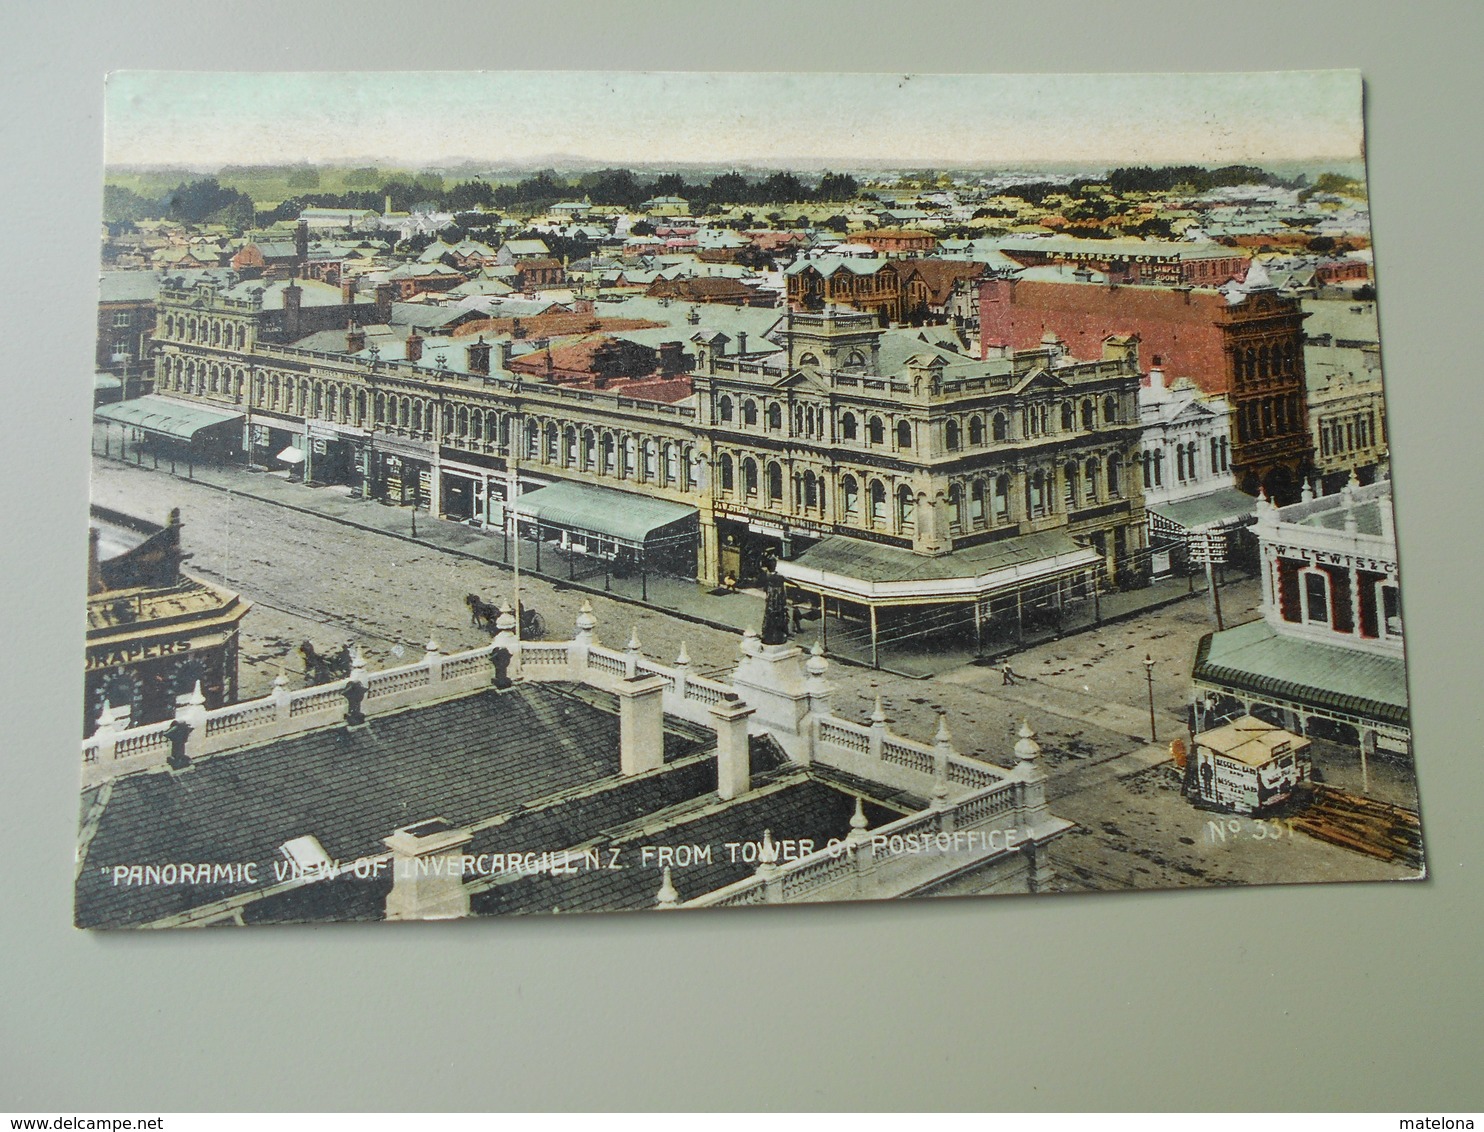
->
105, 70, 1363, 169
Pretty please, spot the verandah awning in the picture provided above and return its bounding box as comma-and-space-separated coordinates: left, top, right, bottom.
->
94, 395, 244, 441
1147, 487, 1257, 534
776, 529, 1102, 606
509, 480, 697, 547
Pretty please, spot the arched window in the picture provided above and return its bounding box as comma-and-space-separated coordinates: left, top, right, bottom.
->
945, 420, 961, 450
643, 440, 658, 480
1064, 461, 1079, 506
687, 448, 703, 491
742, 458, 759, 495
896, 485, 915, 529
720, 453, 735, 491
718, 395, 733, 423
525, 419, 540, 458
566, 427, 578, 465
582, 429, 597, 469
767, 403, 783, 430
1030, 469, 1047, 515
992, 413, 1008, 442
970, 479, 986, 524
411, 401, 423, 433
895, 420, 911, 449
1258, 346, 1270, 380
869, 480, 886, 524
766, 462, 783, 502
1104, 395, 1118, 424
742, 400, 758, 426
868, 416, 885, 445
842, 475, 860, 518
601, 434, 616, 474
994, 474, 1010, 521
1061, 402, 1074, 431
1153, 450, 1164, 487
799, 352, 820, 367
947, 484, 962, 529
841, 412, 858, 441
1081, 400, 1095, 430
802, 470, 818, 509
622, 436, 637, 477
546, 423, 560, 462
969, 416, 985, 446
844, 350, 866, 370
664, 443, 680, 484
1085, 457, 1100, 502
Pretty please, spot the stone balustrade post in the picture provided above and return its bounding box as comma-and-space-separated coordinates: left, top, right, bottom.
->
868, 695, 887, 764
271, 671, 292, 722
423, 636, 443, 682
672, 641, 691, 704
174, 680, 208, 762
90, 701, 121, 765
624, 626, 642, 678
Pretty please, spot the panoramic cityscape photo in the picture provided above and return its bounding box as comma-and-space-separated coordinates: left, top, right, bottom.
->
77, 70, 1419, 928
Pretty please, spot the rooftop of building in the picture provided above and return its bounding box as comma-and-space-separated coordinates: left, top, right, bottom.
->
75, 682, 716, 927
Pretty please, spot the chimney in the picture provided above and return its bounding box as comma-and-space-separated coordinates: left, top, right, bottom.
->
657, 341, 685, 377
616, 674, 667, 777
283, 282, 303, 339
737, 331, 748, 355
341, 278, 355, 306
346, 321, 366, 354
497, 340, 514, 373
383, 818, 474, 921
1148, 355, 1165, 394
294, 220, 308, 264
710, 694, 756, 801
405, 332, 423, 364
466, 336, 491, 376
374, 282, 394, 323
512, 318, 526, 340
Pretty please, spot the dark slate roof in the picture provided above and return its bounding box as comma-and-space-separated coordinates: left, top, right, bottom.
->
76, 684, 707, 928
470, 778, 906, 916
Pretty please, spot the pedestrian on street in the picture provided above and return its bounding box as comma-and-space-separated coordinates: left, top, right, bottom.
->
1001, 661, 1019, 686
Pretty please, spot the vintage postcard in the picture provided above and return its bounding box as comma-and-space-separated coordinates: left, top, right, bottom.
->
78, 70, 1418, 928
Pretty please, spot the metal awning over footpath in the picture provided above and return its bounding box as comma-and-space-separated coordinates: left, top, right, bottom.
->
1192, 619, 1409, 731
94, 395, 244, 441
508, 480, 697, 548
1147, 486, 1257, 539
776, 529, 1102, 607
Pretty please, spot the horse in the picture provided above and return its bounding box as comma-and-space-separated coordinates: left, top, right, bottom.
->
300, 640, 354, 685
465, 593, 499, 631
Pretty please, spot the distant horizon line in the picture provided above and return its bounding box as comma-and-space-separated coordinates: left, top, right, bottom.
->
105, 155, 1365, 176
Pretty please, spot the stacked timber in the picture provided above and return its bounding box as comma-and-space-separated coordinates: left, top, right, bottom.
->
1289, 786, 1424, 870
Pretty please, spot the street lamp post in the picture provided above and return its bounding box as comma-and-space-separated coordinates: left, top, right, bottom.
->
1143, 653, 1157, 743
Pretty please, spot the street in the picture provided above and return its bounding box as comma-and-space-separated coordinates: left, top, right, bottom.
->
88, 455, 1417, 891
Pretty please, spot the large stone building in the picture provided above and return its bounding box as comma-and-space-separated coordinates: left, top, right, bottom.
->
139, 282, 1145, 659
979, 266, 1315, 501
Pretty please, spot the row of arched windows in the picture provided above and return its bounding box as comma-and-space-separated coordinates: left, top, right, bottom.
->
713, 453, 1126, 536
1233, 341, 1297, 385
159, 312, 250, 350
1235, 394, 1302, 443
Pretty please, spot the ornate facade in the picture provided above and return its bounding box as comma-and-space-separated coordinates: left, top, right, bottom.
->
150, 283, 1146, 600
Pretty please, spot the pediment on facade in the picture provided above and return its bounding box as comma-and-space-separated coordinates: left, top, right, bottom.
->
1012, 367, 1071, 394
775, 368, 831, 393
